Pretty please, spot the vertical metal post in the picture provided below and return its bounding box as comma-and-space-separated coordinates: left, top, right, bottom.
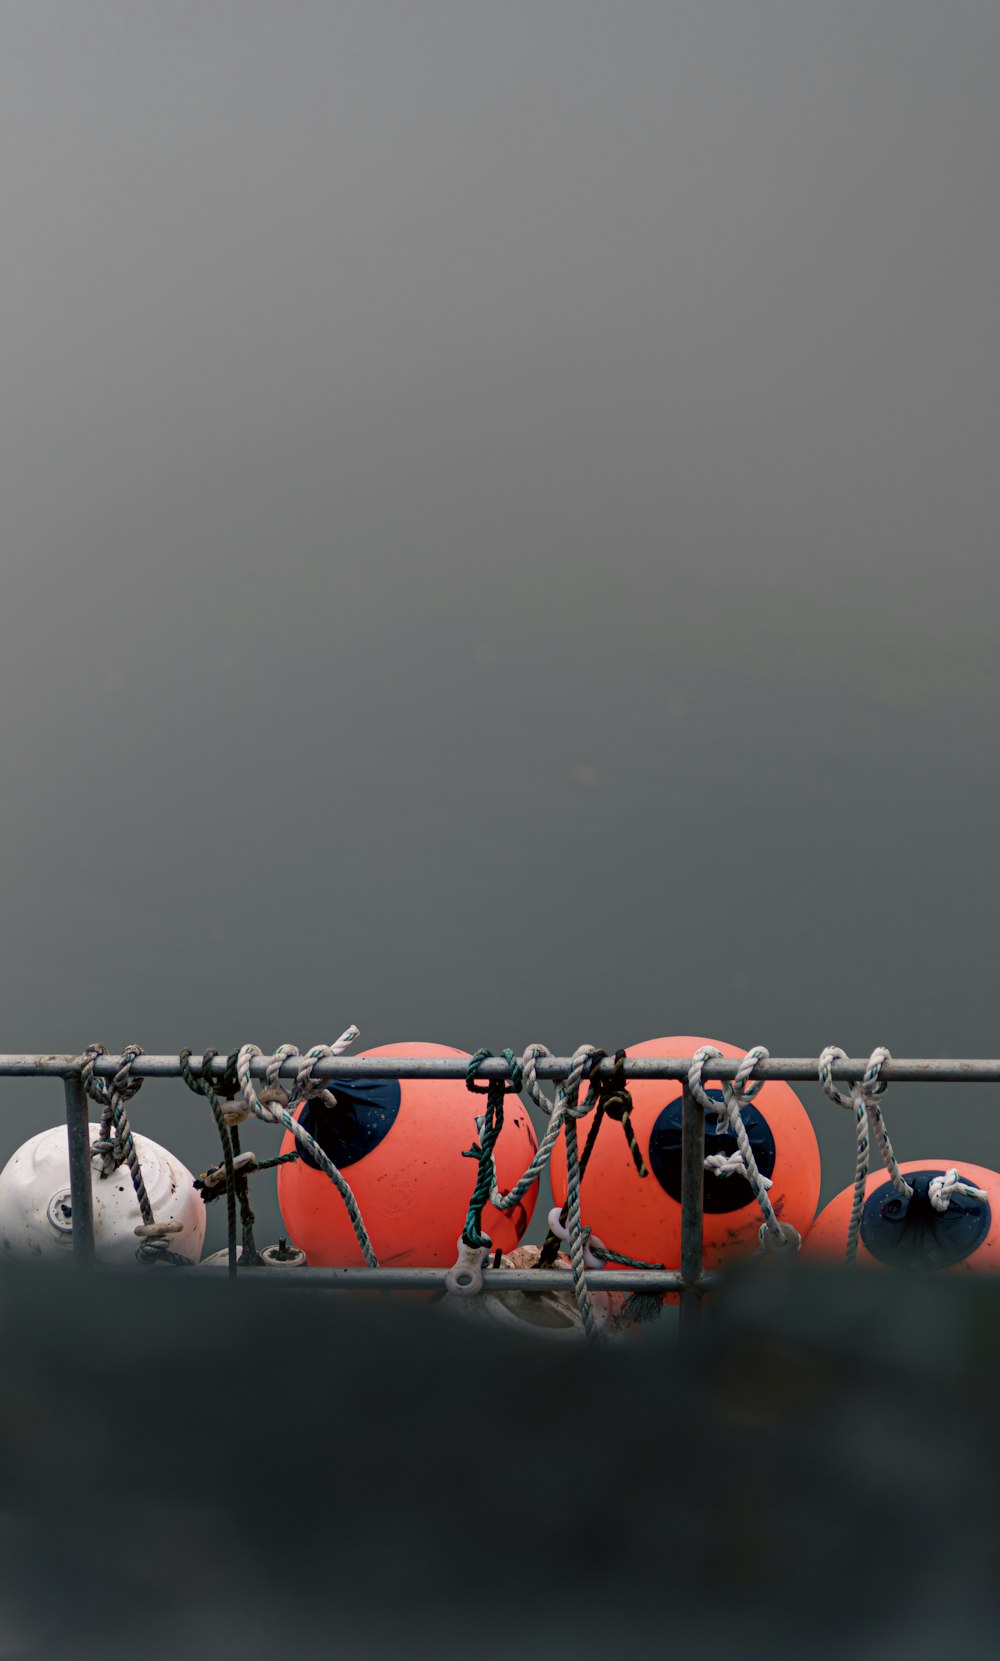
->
63, 1073, 96, 1267
678, 1081, 705, 1345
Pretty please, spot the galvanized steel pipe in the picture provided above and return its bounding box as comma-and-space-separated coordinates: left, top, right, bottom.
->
3, 1054, 1000, 1084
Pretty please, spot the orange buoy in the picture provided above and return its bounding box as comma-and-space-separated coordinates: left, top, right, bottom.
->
549, 1035, 821, 1271
804, 1158, 1000, 1271
277, 1042, 539, 1267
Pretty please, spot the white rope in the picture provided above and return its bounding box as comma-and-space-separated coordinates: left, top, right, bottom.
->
704, 1151, 773, 1188
236, 1027, 378, 1268
545, 1045, 604, 1342
292, 1037, 359, 1110
818, 1044, 911, 1263
928, 1169, 988, 1213
688, 1045, 788, 1249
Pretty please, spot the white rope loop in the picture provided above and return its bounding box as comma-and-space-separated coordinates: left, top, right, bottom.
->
689, 1045, 787, 1245
860, 1048, 912, 1200
263, 1043, 298, 1115
819, 1043, 911, 1264
732, 1046, 768, 1104
236, 1031, 378, 1269
817, 1045, 857, 1112
819, 1044, 870, 1265
519, 1042, 558, 1117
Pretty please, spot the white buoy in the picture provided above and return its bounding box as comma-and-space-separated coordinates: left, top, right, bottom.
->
0, 1124, 206, 1265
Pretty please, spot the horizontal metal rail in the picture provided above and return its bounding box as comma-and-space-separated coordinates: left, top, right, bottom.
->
4, 1053, 1000, 1084
193, 1265, 699, 1292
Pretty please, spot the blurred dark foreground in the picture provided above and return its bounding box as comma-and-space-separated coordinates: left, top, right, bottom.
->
0, 1259, 997, 1660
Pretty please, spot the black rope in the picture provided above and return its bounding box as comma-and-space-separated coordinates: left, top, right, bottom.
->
599, 1049, 648, 1178
180, 1047, 238, 1278
229, 1123, 264, 1266
196, 1151, 298, 1199
216, 1050, 242, 1101
460, 1048, 523, 1251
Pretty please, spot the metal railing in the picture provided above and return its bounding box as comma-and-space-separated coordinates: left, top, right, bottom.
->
3, 1050, 995, 1333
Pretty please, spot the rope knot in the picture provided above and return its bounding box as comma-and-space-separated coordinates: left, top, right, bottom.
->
465, 1048, 523, 1095
731, 1045, 768, 1104
195, 1150, 258, 1200
589, 1049, 648, 1176
133, 1218, 189, 1267
111, 1043, 145, 1103
686, 1045, 724, 1115
77, 1042, 111, 1106
818, 1044, 891, 1111
291, 1031, 360, 1112
928, 1169, 989, 1213
704, 1150, 774, 1188
519, 1043, 556, 1116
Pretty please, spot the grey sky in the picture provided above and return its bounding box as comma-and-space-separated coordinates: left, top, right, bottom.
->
1, 3, 999, 1247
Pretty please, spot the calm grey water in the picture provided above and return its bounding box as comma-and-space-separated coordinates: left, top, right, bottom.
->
1, 3, 999, 1254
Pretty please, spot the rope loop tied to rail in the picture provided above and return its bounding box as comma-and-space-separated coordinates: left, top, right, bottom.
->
819, 1044, 911, 1263
180, 1046, 239, 1277
183, 1047, 294, 1269
459, 1049, 522, 1251
77, 1041, 195, 1263
593, 1048, 648, 1177
236, 1029, 378, 1268
77, 1041, 157, 1231
688, 1045, 789, 1249
556, 1045, 605, 1342
204, 1050, 248, 1120
465, 1046, 524, 1097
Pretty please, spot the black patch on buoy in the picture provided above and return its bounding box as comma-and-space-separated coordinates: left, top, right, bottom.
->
860, 1168, 991, 1270
297, 1077, 401, 1171
648, 1089, 778, 1214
